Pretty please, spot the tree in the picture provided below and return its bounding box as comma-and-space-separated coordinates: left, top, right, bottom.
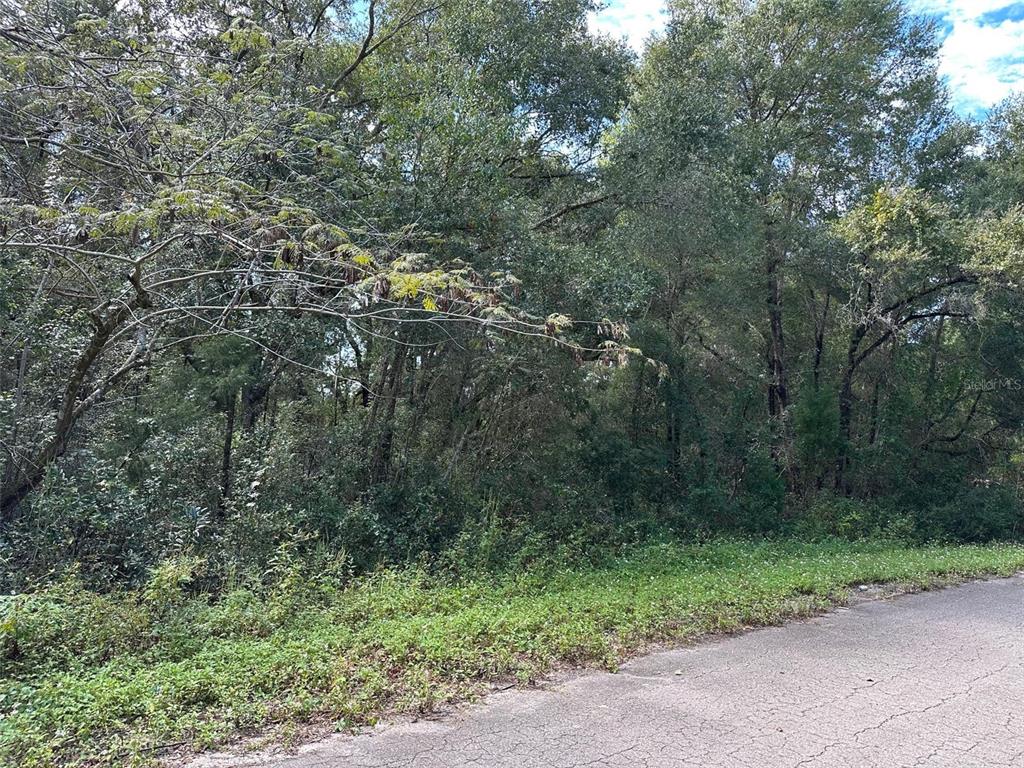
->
620, 0, 943, 451
0, 0, 629, 521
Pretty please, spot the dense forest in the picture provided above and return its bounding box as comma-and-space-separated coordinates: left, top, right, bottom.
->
5, 1, 1024, 765
2, 0, 1024, 595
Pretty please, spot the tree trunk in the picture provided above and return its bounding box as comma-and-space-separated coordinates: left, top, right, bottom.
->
923, 313, 947, 423
812, 292, 830, 391
867, 378, 881, 447
835, 324, 868, 493
218, 392, 237, 513
241, 368, 272, 431
369, 343, 407, 485
766, 247, 788, 419
1, 301, 143, 522
630, 363, 646, 447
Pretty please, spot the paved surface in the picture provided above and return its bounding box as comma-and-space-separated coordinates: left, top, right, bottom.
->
191, 577, 1024, 768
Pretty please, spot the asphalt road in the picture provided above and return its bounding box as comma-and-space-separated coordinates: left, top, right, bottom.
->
191, 576, 1024, 768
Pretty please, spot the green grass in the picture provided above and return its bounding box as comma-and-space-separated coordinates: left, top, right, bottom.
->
3, 539, 1024, 767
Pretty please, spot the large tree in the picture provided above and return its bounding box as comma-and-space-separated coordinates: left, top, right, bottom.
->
614, 0, 943, 453
0, 0, 630, 522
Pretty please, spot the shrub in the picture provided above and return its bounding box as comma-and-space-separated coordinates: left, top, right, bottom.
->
792, 494, 913, 541
0, 573, 152, 675
921, 485, 1024, 542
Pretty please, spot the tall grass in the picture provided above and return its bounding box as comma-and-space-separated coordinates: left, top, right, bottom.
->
3, 539, 1024, 767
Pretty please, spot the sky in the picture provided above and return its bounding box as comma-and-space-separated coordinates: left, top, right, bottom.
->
588, 0, 1024, 118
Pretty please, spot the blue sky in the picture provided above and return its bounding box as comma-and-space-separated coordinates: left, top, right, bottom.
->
589, 0, 1024, 118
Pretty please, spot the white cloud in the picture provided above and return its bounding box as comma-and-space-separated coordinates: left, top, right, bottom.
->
587, 0, 667, 52
589, 0, 1024, 117
908, 0, 1024, 115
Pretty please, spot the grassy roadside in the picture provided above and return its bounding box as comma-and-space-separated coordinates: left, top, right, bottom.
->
3, 539, 1024, 767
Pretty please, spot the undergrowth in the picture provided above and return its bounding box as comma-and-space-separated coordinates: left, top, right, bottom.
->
3, 539, 1024, 767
